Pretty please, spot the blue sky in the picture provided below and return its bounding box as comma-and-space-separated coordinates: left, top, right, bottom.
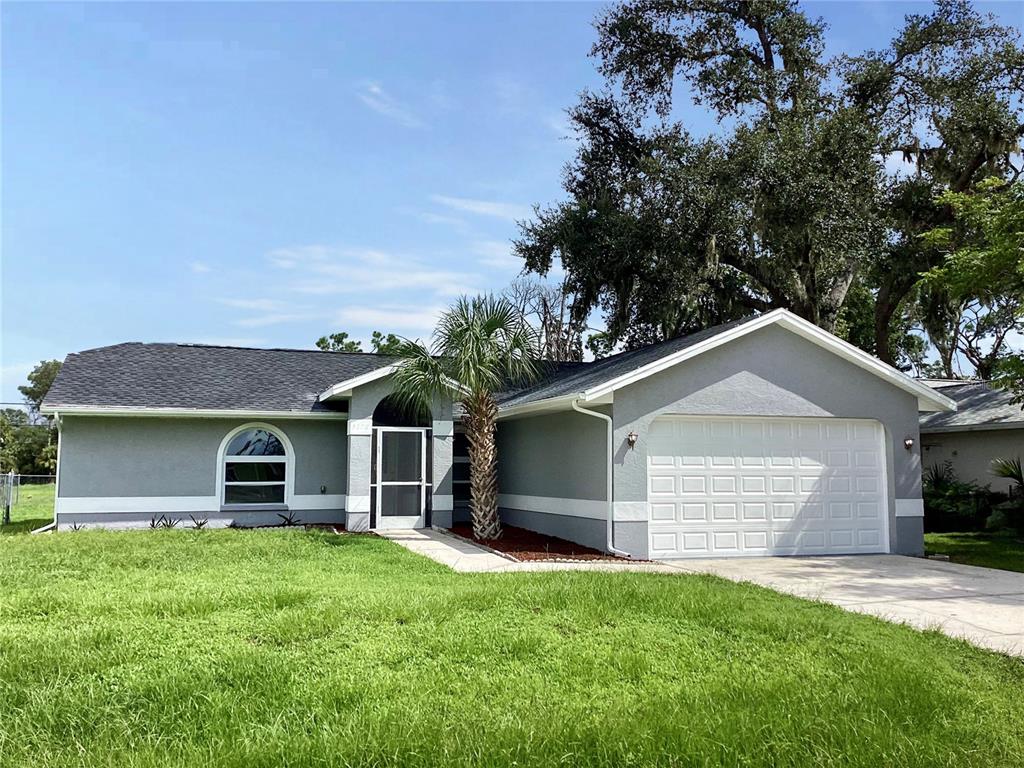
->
2, 1, 1020, 404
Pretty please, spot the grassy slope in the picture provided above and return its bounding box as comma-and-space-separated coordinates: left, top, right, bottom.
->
1, 482, 54, 535
0, 530, 1022, 768
925, 531, 1024, 573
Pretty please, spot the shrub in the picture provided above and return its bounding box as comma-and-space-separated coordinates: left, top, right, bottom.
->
923, 462, 999, 533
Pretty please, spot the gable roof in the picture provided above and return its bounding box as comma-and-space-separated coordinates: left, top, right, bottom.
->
42, 310, 955, 419
919, 381, 1023, 433
498, 310, 955, 416
42, 342, 397, 417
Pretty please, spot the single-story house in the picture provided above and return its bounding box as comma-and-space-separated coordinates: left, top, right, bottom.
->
920, 380, 1023, 494
41, 309, 955, 559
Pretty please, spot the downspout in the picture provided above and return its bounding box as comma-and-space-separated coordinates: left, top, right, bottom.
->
571, 399, 631, 558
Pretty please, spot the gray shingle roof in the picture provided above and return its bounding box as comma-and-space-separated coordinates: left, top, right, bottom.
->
496, 315, 757, 408
920, 381, 1024, 432
43, 343, 397, 414
44, 318, 761, 416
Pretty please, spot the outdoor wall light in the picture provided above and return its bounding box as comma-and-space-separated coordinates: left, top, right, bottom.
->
627, 431, 639, 449
904, 437, 915, 451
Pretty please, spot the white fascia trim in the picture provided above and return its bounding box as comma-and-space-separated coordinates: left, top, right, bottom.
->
580, 309, 957, 413
497, 395, 581, 420
318, 365, 399, 400
921, 422, 1024, 435
42, 405, 348, 420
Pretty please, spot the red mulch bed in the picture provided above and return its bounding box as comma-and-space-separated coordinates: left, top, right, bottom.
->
447, 523, 626, 562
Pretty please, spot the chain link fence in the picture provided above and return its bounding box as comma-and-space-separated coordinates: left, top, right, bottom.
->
1, 473, 56, 525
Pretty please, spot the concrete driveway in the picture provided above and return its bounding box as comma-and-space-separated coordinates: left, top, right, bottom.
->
670, 555, 1024, 657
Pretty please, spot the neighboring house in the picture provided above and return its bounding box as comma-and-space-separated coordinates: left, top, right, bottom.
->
920, 380, 1023, 494
41, 309, 954, 559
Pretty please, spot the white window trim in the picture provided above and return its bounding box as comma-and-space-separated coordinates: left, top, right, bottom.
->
216, 422, 295, 508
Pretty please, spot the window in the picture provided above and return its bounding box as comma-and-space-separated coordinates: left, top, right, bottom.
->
221, 426, 290, 505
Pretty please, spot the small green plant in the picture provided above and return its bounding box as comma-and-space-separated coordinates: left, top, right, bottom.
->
190, 516, 209, 529
68, 523, 84, 532
150, 515, 180, 529
277, 511, 301, 527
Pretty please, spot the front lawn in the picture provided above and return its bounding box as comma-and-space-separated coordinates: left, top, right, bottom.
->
0, 482, 53, 535
1, 530, 1022, 767
925, 531, 1024, 573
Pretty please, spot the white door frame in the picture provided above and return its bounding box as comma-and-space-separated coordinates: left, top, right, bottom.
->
373, 426, 430, 530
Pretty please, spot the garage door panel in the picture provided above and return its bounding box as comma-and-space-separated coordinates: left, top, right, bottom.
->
647, 417, 887, 558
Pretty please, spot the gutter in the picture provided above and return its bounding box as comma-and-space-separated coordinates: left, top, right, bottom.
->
571, 399, 631, 558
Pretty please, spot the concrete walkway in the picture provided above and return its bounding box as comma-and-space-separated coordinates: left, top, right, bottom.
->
377, 529, 1024, 656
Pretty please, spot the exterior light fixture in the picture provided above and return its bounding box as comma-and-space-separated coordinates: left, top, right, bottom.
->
904, 437, 915, 451
627, 431, 639, 449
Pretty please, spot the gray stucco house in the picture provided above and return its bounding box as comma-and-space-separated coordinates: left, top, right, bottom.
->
920, 381, 1023, 494
41, 309, 954, 559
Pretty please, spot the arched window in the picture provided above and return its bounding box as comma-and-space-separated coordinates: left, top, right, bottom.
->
219, 424, 292, 506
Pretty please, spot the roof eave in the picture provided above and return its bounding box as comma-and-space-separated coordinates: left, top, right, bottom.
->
41, 405, 348, 420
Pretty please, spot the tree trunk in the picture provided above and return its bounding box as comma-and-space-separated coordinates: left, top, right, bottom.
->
464, 391, 502, 540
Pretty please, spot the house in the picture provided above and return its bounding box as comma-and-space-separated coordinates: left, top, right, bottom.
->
41, 309, 954, 559
920, 380, 1023, 494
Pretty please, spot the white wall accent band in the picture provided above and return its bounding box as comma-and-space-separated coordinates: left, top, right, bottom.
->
346, 494, 371, 513
347, 419, 373, 436
613, 501, 650, 521
895, 498, 925, 518
497, 493, 606, 520
57, 496, 219, 514
346, 512, 370, 532
432, 494, 453, 511
432, 420, 454, 437
292, 494, 347, 510
56, 495, 347, 515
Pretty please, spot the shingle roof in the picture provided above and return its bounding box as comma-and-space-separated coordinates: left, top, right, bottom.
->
42, 342, 397, 414
919, 381, 1024, 432
495, 316, 757, 408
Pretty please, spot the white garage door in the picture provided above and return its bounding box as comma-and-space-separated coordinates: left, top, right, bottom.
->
647, 416, 888, 558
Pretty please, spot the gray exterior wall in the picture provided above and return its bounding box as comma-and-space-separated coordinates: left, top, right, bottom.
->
612, 324, 924, 556
57, 415, 348, 527
921, 428, 1023, 494
495, 409, 633, 554
497, 410, 607, 500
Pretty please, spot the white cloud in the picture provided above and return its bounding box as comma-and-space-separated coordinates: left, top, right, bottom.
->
189, 261, 212, 273
232, 313, 320, 328
356, 81, 425, 129
472, 240, 523, 271
545, 114, 573, 138
430, 194, 530, 222
334, 305, 445, 336
218, 298, 287, 312
0, 363, 34, 396
268, 245, 482, 297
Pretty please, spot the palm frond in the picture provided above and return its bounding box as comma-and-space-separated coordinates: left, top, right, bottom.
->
991, 456, 1024, 487
389, 338, 457, 415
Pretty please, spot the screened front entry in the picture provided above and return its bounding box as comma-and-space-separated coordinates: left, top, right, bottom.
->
374, 427, 430, 529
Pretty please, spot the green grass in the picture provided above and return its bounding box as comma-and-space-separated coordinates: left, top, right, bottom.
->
925, 531, 1024, 573
1, 530, 1022, 767
0, 482, 54, 535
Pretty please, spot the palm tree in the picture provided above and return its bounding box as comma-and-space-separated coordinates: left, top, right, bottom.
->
992, 456, 1023, 494
391, 296, 540, 540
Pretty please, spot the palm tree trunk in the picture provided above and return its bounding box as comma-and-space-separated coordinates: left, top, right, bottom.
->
464, 390, 502, 540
